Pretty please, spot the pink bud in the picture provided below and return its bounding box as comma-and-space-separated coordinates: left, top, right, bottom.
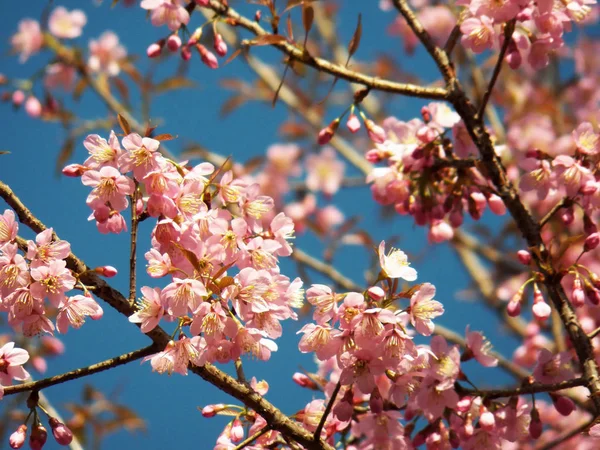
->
572, 278, 585, 308
136, 197, 144, 215
525, 149, 542, 159
346, 114, 361, 133
367, 286, 385, 301
479, 410, 495, 431
421, 105, 431, 123
364, 119, 386, 144
292, 372, 318, 389
29, 425, 47, 450
317, 118, 340, 145
41, 336, 65, 355
181, 45, 192, 61
9, 425, 27, 449
551, 395, 575, 416
456, 397, 472, 413
254, 10, 262, 22
586, 286, 600, 305
31, 356, 47, 374
12, 90, 25, 106
214, 34, 227, 57
201, 404, 225, 418
529, 414, 542, 439
517, 250, 531, 265
195, 0, 209, 4
449, 209, 463, 228
332, 398, 353, 421
146, 42, 162, 58
230, 419, 243, 443
95, 266, 117, 277
561, 207, 574, 225
487, 194, 506, 215
532, 286, 550, 321
49, 418, 73, 446
166, 35, 182, 52
25, 96, 42, 118
585, 233, 599, 251
62, 164, 87, 177
196, 44, 219, 69
365, 149, 383, 163
507, 299, 521, 317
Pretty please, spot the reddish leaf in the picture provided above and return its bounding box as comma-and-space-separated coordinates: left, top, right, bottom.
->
154, 77, 196, 94
302, 4, 314, 37
73, 78, 88, 101
348, 14, 362, 57
117, 114, 131, 135
153, 133, 177, 141
224, 48, 243, 65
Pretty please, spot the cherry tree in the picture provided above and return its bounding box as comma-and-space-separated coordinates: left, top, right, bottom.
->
2, 0, 600, 449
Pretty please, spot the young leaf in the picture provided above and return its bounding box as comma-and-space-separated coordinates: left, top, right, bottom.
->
117, 113, 131, 135
348, 13, 362, 58
302, 4, 314, 38
153, 133, 178, 141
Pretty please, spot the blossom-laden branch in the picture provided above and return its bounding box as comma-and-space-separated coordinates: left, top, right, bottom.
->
458, 377, 586, 401
2, 345, 157, 397
201, 1, 448, 100
391, 0, 600, 414
0, 180, 334, 450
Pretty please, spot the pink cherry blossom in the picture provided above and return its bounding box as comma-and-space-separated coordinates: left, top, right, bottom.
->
11, 19, 43, 62
305, 147, 345, 196
56, 295, 103, 333
297, 323, 342, 360
129, 286, 165, 333
83, 131, 123, 169
465, 326, 498, 367
0, 209, 18, 247
26, 228, 71, 264
88, 31, 127, 77
162, 278, 207, 317
30, 259, 76, 306
0, 342, 30, 386
140, 0, 190, 31
461, 16, 496, 54
48, 7, 87, 39
118, 133, 163, 180
533, 349, 574, 384
44, 63, 76, 91
377, 241, 418, 281
81, 166, 135, 212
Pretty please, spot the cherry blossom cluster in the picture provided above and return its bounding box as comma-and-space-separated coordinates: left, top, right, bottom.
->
9, 7, 126, 118
0, 210, 105, 337
65, 129, 302, 374
381, 0, 598, 70
364, 102, 507, 243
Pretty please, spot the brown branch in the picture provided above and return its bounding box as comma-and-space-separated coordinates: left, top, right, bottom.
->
0, 180, 333, 450
3, 346, 157, 396
390, 0, 600, 413
129, 182, 139, 305
537, 417, 597, 450
233, 426, 271, 450
458, 377, 586, 401
478, 19, 515, 118
201, 1, 448, 100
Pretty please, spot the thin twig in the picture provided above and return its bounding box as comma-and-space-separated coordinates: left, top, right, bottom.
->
314, 381, 341, 441
459, 377, 585, 401
477, 20, 515, 118
233, 426, 271, 450
3, 346, 157, 396
129, 182, 139, 305
537, 417, 597, 450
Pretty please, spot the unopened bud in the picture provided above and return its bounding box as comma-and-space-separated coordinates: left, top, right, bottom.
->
230, 419, 243, 443
364, 119, 386, 144
201, 403, 225, 418
369, 388, 383, 414
181, 45, 192, 61
367, 286, 385, 301
551, 395, 575, 416
517, 250, 531, 265
585, 232, 599, 251
196, 44, 219, 69
25, 96, 42, 118
346, 113, 361, 133
166, 35, 182, 52
9, 425, 27, 449
62, 164, 88, 177
572, 278, 586, 307
254, 10, 262, 22
479, 410, 495, 431
146, 41, 163, 58
292, 372, 318, 390
365, 149, 383, 163
195, 0, 209, 5
12, 90, 25, 106
29, 425, 47, 450
214, 34, 227, 57
95, 266, 117, 277
529, 410, 542, 439
317, 118, 340, 145
49, 418, 73, 446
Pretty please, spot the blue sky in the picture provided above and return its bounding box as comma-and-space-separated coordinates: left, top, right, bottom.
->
0, 1, 521, 448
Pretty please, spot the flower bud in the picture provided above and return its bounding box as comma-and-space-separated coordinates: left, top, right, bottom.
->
12, 90, 25, 106
146, 42, 163, 58
292, 372, 318, 390
346, 114, 361, 133
560, 207, 574, 225
317, 118, 340, 145
195, 0, 209, 5
367, 286, 385, 301
585, 232, 599, 251
166, 35, 182, 52
62, 164, 87, 177
254, 10, 262, 22
29, 425, 47, 450
572, 278, 586, 308
532, 286, 551, 321
517, 250, 531, 265
31, 356, 47, 373
9, 425, 27, 449
369, 388, 383, 414
25, 96, 42, 118
529, 410, 542, 439
487, 194, 506, 215
201, 403, 225, 418
364, 119, 386, 144
196, 44, 218, 69
95, 266, 118, 277
365, 149, 383, 163
214, 34, 227, 57
49, 418, 73, 446
551, 395, 575, 416
230, 419, 243, 443
479, 410, 496, 431
507, 287, 524, 317
181, 45, 192, 61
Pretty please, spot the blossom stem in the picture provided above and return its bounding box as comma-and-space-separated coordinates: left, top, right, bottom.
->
129, 182, 139, 305
2, 345, 158, 397
313, 381, 341, 441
